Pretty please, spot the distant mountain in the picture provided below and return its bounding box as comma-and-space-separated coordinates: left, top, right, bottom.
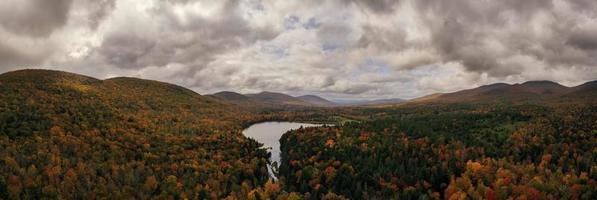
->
574, 80, 597, 91
518, 81, 568, 95
245, 91, 309, 106
410, 80, 596, 104
212, 91, 251, 101
210, 91, 311, 107
363, 98, 407, 105
335, 98, 407, 106
210, 91, 406, 107
209, 91, 340, 107
564, 80, 597, 99
296, 95, 337, 106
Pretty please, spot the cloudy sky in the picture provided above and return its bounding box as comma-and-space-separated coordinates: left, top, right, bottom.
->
1, 0, 596, 99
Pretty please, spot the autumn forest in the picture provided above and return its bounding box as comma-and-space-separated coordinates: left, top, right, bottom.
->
0, 69, 594, 200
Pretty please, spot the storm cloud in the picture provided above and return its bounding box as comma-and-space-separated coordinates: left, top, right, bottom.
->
1, 0, 596, 99
0, 0, 73, 38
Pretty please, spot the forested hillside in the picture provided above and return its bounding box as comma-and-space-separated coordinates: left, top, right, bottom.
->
210, 91, 337, 108
1, 69, 595, 199
3, 0, 596, 199
279, 104, 597, 199
0, 70, 274, 199
411, 81, 597, 104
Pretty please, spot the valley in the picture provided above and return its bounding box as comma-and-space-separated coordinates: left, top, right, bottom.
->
0, 69, 595, 199
4, 1, 597, 199
242, 122, 326, 179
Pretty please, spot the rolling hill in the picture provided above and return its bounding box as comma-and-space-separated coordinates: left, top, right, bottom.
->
0, 69, 249, 133
564, 80, 597, 99
210, 91, 409, 107
212, 91, 251, 101
0, 69, 270, 198
334, 98, 407, 106
209, 91, 338, 107
245, 91, 311, 106
410, 80, 596, 104
1, 69, 594, 199
296, 95, 337, 107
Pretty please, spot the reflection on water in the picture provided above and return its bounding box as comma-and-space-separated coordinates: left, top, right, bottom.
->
243, 122, 322, 178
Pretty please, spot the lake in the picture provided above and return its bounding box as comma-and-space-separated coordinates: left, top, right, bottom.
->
242, 121, 323, 178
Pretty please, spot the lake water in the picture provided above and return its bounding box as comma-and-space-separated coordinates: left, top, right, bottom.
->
243, 122, 323, 178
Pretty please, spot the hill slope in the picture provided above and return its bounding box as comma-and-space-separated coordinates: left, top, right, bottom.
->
296, 95, 337, 107
210, 91, 337, 107
336, 98, 407, 106
211, 91, 410, 107
245, 91, 311, 106
564, 80, 597, 99
211, 91, 251, 101
410, 80, 596, 104
0, 69, 269, 199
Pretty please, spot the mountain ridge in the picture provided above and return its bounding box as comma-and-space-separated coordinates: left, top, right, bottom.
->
209, 91, 336, 107
296, 95, 337, 107
5, 69, 593, 107
409, 80, 596, 104
333, 98, 407, 106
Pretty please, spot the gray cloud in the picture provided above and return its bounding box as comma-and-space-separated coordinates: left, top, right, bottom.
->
567, 25, 597, 51
350, 0, 400, 14
405, 0, 597, 79
83, 0, 117, 29
317, 23, 353, 50
0, 42, 45, 70
95, 0, 277, 72
355, 24, 407, 51
0, 0, 596, 99
99, 33, 157, 68
0, 0, 74, 38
